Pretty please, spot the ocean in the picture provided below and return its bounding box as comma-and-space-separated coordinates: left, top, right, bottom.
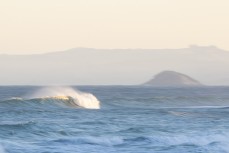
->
0, 86, 229, 153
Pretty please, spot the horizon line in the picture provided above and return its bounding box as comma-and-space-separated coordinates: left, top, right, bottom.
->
0, 45, 227, 56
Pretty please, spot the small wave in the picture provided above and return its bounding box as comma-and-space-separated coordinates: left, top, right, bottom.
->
125, 133, 229, 151
178, 106, 229, 109
0, 121, 35, 128
156, 105, 229, 109
8, 97, 23, 101
0, 97, 23, 103
53, 136, 123, 146
168, 111, 188, 116
118, 127, 144, 133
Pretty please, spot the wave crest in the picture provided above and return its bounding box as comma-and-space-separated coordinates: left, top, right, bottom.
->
27, 87, 100, 109
1, 87, 100, 109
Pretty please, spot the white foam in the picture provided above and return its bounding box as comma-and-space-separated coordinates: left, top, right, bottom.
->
148, 132, 229, 152
0, 145, 5, 153
78, 136, 123, 146
26, 87, 100, 109
8, 97, 23, 100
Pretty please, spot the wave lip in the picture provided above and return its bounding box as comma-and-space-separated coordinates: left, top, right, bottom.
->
26, 87, 101, 109
1, 87, 101, 109
33, 95, 100, 109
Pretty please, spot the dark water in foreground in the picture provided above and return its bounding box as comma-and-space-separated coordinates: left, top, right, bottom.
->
1, 86, 229, 153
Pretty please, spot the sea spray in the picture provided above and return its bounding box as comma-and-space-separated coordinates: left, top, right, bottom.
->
25, 87, 100, 109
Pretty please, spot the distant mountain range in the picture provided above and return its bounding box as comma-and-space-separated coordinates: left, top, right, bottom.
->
143, 71, 202, 87
0, 45, 229, 85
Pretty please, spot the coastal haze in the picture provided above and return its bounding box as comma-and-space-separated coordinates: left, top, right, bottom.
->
1, 0, 229, 53
0, 45, 229, 85
1, 0, 229, 86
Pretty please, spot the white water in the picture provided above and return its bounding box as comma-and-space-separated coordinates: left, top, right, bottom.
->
26, 87, 100, 109
0, 145, 5, 153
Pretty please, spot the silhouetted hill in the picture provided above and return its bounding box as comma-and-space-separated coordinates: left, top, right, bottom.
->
144, 71, 202, 87
0, 45, 229, 85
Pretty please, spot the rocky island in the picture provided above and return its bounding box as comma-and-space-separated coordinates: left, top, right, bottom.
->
144, 71, 203, 87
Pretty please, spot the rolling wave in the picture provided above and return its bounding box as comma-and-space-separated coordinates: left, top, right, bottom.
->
0, 87, 100, 109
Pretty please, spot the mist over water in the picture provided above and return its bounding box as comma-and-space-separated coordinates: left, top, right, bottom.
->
1, 86, 229, 153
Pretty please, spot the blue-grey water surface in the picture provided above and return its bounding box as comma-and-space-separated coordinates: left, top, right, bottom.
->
1, 86, 229, 153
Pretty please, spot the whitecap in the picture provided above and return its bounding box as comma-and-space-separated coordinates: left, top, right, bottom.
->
23, 87, 100, 109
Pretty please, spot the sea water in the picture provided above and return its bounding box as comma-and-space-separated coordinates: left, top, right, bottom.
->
0, 86, 229, 153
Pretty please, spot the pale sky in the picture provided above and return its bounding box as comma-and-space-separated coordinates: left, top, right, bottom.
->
0, 0, 229, 54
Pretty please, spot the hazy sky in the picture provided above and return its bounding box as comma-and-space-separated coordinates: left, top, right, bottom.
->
1, 0, 229, 54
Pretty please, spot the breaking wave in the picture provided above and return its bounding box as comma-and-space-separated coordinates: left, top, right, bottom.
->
2, 87, 100, 109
